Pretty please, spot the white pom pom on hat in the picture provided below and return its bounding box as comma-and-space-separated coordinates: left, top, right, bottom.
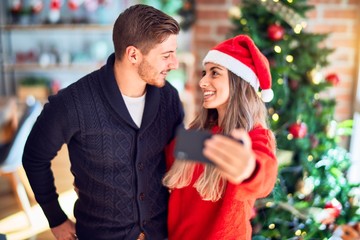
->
202, 35, 274, 102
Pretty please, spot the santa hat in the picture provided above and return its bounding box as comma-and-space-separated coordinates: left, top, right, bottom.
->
202, 35, 274, 102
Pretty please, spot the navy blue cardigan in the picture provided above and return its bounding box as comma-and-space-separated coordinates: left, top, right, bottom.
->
22, 54, 184, 240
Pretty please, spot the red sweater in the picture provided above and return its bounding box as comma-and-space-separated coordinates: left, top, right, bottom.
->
165, 125, 278, 240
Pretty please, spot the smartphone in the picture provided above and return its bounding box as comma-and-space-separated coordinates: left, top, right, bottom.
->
174, 127, 245, 165
174, 127, 214, 165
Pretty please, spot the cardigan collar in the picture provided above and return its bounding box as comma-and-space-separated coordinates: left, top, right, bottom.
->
99, 53, 161, 130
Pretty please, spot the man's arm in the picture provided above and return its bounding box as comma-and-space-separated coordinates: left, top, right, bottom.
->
22, 94, 75, 229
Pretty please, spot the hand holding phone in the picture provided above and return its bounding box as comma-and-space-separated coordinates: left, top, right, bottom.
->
174, 128, 214, 164
174, 128, 244, 165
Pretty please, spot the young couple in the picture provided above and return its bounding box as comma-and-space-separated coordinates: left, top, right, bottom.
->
22, 4, 277, 240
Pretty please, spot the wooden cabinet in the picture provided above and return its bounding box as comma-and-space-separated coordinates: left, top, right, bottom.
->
0, 0, 123, 97
0, 23, 113, 97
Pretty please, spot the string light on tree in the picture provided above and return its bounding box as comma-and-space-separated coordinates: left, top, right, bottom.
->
274, 45, 282, 53
285, 55, 294, 63
307, 68, 323, 85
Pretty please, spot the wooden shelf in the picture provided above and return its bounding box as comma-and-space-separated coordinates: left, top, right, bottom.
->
1, 24, 112, 31
4, 62, 104, 72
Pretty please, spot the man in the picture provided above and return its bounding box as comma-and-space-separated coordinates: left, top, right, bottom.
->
22, 4, 183, 240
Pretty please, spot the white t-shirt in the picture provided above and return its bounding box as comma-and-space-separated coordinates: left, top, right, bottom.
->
122, 93, 146, 128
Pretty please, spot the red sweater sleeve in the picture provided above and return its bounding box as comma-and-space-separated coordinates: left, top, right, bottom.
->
165, 139, 176, 171
230, 126, 278, 200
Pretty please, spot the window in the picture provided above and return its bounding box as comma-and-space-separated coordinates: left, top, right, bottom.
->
348, 41, 360, 184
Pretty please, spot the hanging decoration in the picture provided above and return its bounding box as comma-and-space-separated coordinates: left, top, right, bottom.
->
324, 198, 343, 219
257, 0, 306, 30
288, 121, 307, 139
267, 23, 285, 41
325, 73, 340, 86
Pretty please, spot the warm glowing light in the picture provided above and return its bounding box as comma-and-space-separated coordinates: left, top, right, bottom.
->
277, 78, 284, 84
266, 201, 274, 207
307, 155, 314, 162
287, 0, 293, 3
269, 223, 276, 229
272, 113, 279, 122
287, 134, 293, 140
274, 45, 282, 53
295, 230, 302, 236
294, 24, 303, 34
286, 55, 294, 63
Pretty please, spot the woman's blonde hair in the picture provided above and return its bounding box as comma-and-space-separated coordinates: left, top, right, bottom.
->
163, 70, 269, 201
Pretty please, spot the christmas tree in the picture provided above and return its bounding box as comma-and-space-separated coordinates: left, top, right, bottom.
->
228, 0, 360, 238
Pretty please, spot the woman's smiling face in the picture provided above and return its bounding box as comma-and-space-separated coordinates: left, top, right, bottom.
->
199, 62, 230, 115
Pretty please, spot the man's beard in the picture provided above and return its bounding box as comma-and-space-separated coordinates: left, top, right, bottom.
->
138, 59, 166, 88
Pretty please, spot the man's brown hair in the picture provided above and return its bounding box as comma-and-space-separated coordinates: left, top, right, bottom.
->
112, 4, 180, 60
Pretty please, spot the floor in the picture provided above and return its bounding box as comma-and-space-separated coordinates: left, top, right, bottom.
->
0, 145, 75, 240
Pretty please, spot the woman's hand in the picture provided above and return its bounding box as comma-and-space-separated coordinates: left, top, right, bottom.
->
203, 128, 256, 184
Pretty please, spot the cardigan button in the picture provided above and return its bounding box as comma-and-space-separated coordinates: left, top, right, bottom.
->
139, 192, 145, 201
137, 162, 144, 170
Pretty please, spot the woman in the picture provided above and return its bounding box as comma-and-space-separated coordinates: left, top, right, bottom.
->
163, 35, 278, 239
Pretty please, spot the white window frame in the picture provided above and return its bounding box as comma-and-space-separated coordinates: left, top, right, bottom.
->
348, 40, 360, 184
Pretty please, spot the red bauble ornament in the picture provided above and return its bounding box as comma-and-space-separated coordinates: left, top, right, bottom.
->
288, 79, 299, 91
288, 122, 307, 139
50, 0, 61, 10
325, 73, 340, 86
267, 24, 285, 41
324, 199, 342, 218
